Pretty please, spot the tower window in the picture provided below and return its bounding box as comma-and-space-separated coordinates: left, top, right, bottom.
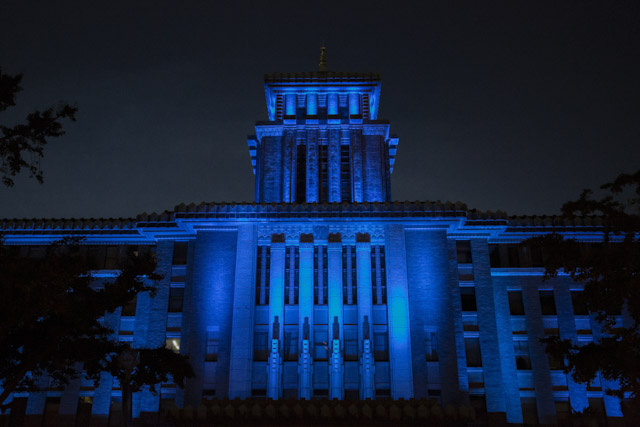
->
205, 330, 219, 362
295, 145, 306, 203
456, 240, 473, 264
172, 242, 188, 265
514, 340, 531, 370
465, 338, 482, 367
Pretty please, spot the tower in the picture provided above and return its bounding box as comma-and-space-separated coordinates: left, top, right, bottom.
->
248, 48, 399, 204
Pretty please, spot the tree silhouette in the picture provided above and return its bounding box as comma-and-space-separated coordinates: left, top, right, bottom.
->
0, 238, 193, 410
526, 170, 640, 419
0, 66, 77, 187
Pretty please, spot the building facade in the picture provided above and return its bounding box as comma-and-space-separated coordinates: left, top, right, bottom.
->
0, 67, 627, 425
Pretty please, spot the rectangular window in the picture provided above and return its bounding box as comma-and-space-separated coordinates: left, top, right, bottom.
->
373, 330, 389, 361
514, 340, 531, 370
253, 330, 269, 361
456, 241, 473, 264
425, 331, 439, 362
205, 330, 219, 362
460, 287, 477, 312
539, 290, 557, 315
319, 142, 329, 203
121, 296, 137, 317
168, 287, 184, 313
344, 325, 358, 361
371, 246, 387, 305
284, 327, 298, 361
172, 242, 188, 265
295, 144, 307, 203
255, 246, 270, 305
104, 246, 120, 269
489, 244, 501, 268
314, 246, 327, 305
342, 246, 357, 305
508, 291, 525, 315
465, 337, 482, 367
285, 246, 299, 305
165, 338, 180, 353
340, 144, 351, 202
313, 327, 329, 361
571, 291, 588, 315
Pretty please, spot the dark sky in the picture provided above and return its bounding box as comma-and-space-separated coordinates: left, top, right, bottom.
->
1, 1, 639, 219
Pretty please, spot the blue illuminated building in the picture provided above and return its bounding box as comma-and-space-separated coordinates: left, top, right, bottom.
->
1, 54, 626, 425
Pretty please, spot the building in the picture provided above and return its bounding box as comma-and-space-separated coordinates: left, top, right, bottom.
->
0, 54, 626, 425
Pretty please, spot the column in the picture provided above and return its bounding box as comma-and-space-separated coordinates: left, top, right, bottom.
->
471, 240, 522, 424
356, 234, 374, 399
184, 230, 238, 405
298, 237, 314, 399
327, 236, 344, 399
348, 93, 360, 116
136, 240, 173, 417
306, 93, 317, 116
555, 285, 589, 413
384, 224, 414, 399
267, 237, 286, 399
306, 129, 319, 203
522, 285, 557, 425
90, 310, 120, 426
228, 225, 258, 398
328, 127, 341, 203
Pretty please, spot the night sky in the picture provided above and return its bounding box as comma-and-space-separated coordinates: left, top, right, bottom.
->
1, 1, 639, 219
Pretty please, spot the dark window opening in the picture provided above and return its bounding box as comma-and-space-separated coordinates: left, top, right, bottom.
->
172, 242, 188, 265
571, 291, 589, 315
295, 145, 307, 203
508, 291, 525, 315
168, 287, 184, 313
456, 240, 473, 264
465, 337, 482, 367
540, 290, 557, 315
460, 287, 477, 312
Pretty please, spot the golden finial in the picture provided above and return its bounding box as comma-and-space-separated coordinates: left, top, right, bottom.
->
319, 43, 327, 72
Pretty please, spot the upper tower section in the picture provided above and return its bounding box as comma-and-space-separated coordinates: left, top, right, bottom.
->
248, 49, 399, 204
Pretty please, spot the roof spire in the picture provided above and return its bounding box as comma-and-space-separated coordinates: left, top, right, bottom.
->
318, 43, 327, 72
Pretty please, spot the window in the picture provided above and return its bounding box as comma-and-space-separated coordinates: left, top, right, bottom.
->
205, 330, 219, 362
571, 291, 588, 315
514, 340, 531, 370
253, 330, 269, 361
105, 246, 120, 269
172, 242, 188, 265
165, 338, 180, 353
373, 330, 389, 361
508, 291, 525, 315
344, 325, 358, 361
314, 327, 329, 361
314, 246, 327, 305
340, 144, 351, 202
284, 327, 298, 361
168, 287, 184, 313
285, 246, 299, 305
255, 246, 270, 305
460, 287, 477, 311
342, 246, 357, 305
371, 246, 387, 305
465, 338, 482, 367
425, 331, 439, 362
121, 296, 137, 317
295, 144, 307, 203
456, 241, 473, 264
539, 290, 557, 315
